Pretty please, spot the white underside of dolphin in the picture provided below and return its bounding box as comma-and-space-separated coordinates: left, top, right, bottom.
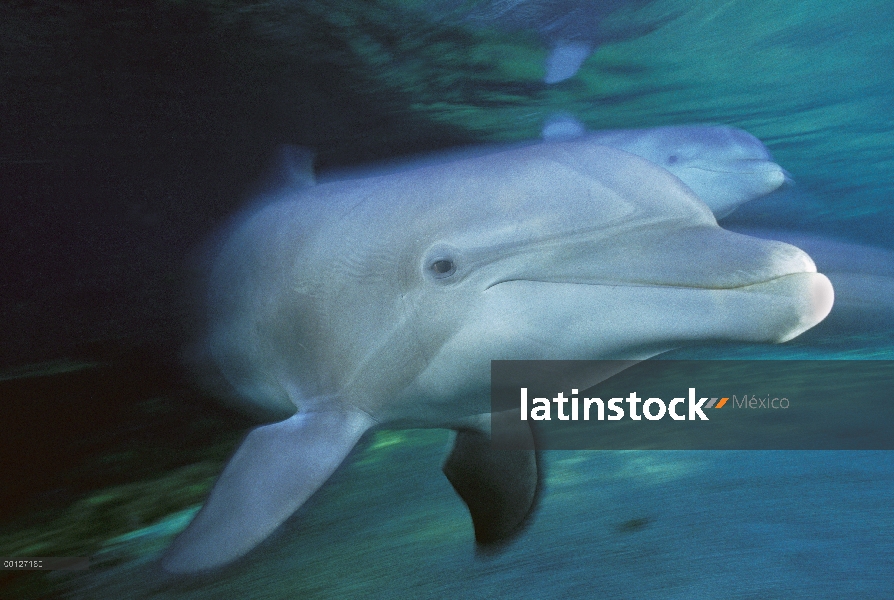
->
161, 140, 832, 574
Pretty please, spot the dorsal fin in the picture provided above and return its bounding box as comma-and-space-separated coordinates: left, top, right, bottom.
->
274, 145, 316, 188
544, 41, 593, 84
541, 113, 587, 142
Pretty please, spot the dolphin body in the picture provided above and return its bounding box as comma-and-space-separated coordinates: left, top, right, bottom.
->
162, 140, 832, 573
543, 118, 789, 219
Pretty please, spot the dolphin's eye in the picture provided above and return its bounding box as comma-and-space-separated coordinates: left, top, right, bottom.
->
423, 244, 461, 282
666, 154, 679, 165
429, 259, 456, 278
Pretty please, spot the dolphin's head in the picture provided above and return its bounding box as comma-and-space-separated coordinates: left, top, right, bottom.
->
587, 125, 788, 218
204, 141, 831, 422
320, 141, 829, 420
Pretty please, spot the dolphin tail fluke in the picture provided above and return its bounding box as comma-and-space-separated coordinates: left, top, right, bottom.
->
160, 410, 374, 574
442, 421, 541, 547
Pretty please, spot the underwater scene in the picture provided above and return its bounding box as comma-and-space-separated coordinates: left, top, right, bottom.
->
1, 0, 892, 597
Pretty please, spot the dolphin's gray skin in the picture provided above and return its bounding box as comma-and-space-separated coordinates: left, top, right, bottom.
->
727, 227, 894, 335
541, 118, 788, 219
577, 124, 788, 219
161, 141, 832, 574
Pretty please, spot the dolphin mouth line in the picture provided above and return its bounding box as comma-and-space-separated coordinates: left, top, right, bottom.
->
484, 272, 816, 292
681, 163, 779, 176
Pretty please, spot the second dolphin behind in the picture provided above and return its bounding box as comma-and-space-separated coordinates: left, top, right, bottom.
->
543, 116, 789, 219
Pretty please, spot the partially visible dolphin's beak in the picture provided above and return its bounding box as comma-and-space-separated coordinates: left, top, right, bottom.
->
676, 159, 788, 218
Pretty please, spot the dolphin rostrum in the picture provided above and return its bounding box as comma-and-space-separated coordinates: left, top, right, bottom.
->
543, 117, 789, 219
727, 227, 894, 336
161, 140, 832, 573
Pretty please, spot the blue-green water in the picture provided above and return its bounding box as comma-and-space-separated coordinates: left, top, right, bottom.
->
3, 0, 893, 598
74, 442, 893, 599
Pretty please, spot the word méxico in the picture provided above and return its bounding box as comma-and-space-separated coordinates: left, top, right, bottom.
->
519, 388, 720, 421
730, 395, 790, 409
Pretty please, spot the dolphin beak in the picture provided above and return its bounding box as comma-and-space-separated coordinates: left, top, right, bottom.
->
481, 225, 833, 348
492, 225, 819, 292
613, 226, 817, 290
729, 159, 790, 189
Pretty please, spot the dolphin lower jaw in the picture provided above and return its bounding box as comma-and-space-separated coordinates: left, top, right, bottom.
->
739, 162, 787, 197
723, 272, 834, 342
479, 271, 833, 349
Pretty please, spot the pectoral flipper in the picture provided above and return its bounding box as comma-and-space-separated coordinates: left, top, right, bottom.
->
161, 410, 373, 573
443, 420, 541, 546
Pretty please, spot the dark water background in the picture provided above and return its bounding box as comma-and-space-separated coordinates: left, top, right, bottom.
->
1, 0, 892, 597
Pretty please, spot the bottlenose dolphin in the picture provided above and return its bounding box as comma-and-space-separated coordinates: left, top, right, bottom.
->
542, 118, 789, 219
162, 141, 832, 573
